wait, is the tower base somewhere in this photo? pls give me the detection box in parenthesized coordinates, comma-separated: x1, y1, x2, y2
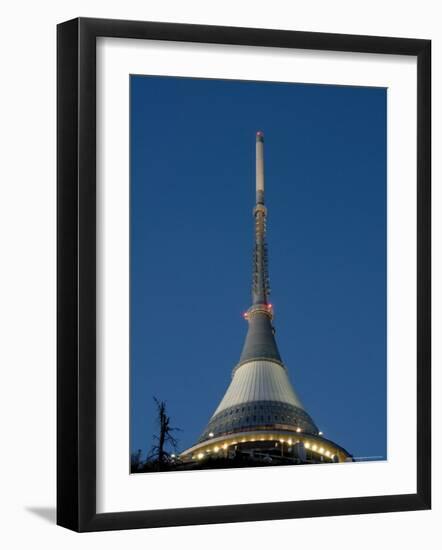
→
(180, 429, 352, 468)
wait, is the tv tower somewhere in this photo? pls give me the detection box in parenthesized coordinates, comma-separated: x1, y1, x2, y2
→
(181, 132, 351, 466)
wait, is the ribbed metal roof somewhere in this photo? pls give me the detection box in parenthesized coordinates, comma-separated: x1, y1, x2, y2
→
(197, 359, 319, 443)
(213, 360, 304, 415)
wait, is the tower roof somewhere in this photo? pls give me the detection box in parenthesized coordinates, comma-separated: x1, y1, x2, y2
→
(197, 359, 317, 443)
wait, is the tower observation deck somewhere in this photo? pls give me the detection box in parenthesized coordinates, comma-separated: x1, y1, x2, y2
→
(180, 132, 351, 466)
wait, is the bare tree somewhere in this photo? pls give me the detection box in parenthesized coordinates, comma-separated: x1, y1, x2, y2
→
(148, 397, 180, 471)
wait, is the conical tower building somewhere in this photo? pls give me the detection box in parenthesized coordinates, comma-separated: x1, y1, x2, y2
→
(181, 132, 351, 466)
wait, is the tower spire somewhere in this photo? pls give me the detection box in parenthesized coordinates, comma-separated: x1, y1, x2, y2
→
(252, 131, 270, 306)
(240, 132, 281, 365)
(256, 130, 265, 205)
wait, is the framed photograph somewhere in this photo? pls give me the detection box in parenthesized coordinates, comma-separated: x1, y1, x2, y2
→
(57, 17, 431, 532)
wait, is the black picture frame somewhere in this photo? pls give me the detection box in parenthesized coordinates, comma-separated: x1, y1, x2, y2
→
(57, 17, 431, 532)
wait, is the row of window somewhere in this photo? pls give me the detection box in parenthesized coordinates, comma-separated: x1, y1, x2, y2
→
(201, 402, 317, 441)
(218, 402, 301, 418)
(211, 415, 306, 431)
(204, 419, 312, 440)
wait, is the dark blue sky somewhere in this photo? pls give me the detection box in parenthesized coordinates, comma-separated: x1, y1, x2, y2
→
(130, 75, 386, 461)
